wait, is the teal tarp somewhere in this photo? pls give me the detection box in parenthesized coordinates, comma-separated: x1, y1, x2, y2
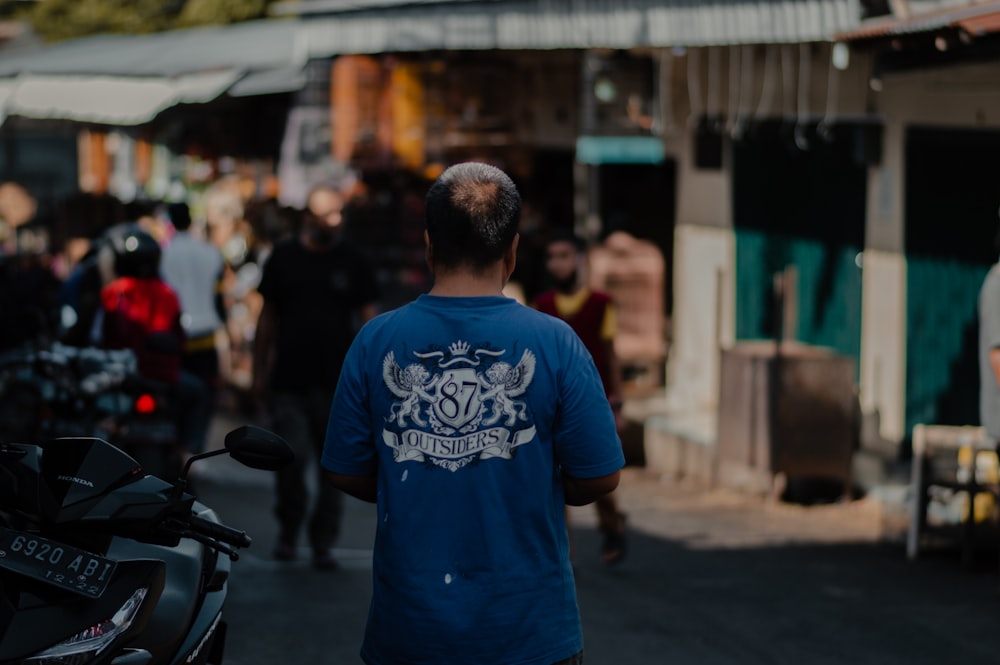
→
(575, 136, 665, 165)
(735, 228, 863, 369)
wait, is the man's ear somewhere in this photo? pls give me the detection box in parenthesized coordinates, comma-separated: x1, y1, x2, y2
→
(504, 233, 520, 281)
(424, 230, 434, 270)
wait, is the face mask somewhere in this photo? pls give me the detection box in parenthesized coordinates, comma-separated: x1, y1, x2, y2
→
(309, 226, 336, 247)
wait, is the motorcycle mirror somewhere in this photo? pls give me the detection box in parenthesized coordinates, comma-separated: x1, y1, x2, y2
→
(224, 425, 295, 471)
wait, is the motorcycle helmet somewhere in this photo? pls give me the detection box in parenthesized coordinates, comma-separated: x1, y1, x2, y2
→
(108, 224, 161, 279)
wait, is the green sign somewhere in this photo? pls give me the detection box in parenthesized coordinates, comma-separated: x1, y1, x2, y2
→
(575, 136, 665, 165)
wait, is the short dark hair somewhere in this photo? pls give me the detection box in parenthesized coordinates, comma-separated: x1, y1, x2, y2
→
(544, 227, 585, 253)
(425, 162, 521, 271)
(167, 202, 192, 231)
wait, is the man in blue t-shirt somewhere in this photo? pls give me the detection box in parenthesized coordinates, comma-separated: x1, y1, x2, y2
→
(322, 162, 624, 665)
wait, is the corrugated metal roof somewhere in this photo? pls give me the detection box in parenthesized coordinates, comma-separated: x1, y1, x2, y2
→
(836, 1, 1000, 41)
(0, 2, 862, 124)
(958, 10, 1000, 35)
(273, 0, 496, 12)
(0, 2, 860, 81)
(0, 19, 305, 78)
(295, 1, 860, 50)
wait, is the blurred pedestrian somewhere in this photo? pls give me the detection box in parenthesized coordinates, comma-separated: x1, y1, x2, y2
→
(204, 178, 261, 392)
(252, 182, 379, 570)
(533, 228, 628, 565)
(0, 245, 60, 351)
(979, 232, 1000, 452)
(0, 183, 60, 351)
(59, 235, 104, 347)
(99, 225, 210, 459)
(322, 162, 623, 664)
(0, 181, 37, 256)
(161, 201, 226, 449)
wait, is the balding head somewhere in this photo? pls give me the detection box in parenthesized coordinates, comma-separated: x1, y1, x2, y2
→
(424, 162, 521, 273)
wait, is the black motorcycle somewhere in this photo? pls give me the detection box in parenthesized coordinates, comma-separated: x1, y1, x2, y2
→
(0, 424, 293, 664)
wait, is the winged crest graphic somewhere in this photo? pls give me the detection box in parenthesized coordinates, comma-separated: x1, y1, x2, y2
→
(383, 351, 439, 426)
(481, 349, 536, 426)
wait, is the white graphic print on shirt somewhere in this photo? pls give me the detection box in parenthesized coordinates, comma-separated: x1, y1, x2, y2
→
(381, 340, 537, 472)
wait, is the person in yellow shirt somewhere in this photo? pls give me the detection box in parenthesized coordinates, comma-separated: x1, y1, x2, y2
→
(533, 229, 627, 565)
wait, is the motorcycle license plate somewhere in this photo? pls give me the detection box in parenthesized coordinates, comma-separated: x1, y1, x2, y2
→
(0, 528, 116, 598)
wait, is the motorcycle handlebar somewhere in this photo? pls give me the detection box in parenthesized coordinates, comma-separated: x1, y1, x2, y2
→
(187, 514, 252, 549)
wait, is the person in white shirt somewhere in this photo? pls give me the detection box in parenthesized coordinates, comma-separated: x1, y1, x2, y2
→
(161, 201, 226, 454)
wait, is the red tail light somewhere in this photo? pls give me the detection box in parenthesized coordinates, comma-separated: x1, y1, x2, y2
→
(135, 394, 157, 414)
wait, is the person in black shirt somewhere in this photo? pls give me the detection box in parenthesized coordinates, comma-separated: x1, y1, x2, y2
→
(252, 182, 379, 570)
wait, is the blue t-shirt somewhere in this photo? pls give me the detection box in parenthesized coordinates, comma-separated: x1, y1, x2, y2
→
(323, 294, 624, 665)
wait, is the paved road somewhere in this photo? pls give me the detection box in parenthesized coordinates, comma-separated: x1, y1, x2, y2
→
(193, 414, 999, 665)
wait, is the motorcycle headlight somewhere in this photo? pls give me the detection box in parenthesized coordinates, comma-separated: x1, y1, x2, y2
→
(26, 587, 147, 665)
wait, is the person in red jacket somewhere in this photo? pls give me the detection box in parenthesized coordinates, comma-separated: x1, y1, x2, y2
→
(100, 234, 184, 384)
(533, 228, 628, 565)
(100, 225, 210, 457)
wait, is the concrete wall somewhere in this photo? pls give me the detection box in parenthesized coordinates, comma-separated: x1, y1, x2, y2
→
(665, 128, 735, 415)
(878, 60, 1000, 129)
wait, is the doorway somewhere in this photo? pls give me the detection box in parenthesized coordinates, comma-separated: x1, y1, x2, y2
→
(904, 128, 1000, 432)
(731, 121, 867, 366)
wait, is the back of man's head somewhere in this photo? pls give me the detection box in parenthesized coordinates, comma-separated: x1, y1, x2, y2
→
(167, 202, 192, 232)
(425, 162, 521, 271)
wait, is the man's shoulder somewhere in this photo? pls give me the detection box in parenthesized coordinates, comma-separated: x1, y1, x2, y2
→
(532, 290, 556, 308)
(164, 233, 219, 253)
(360, 300, 576, 351)
(586, 288, 613, 305)
(263, 238, 304, 265)
(103, 277, 179, 302)
(194, 236, 223, 259)
(151, 278, 181, 301)
(100, 277, 127, 299)
(983, 264, 1000, 295)
(270, 237, 301, 254)
(512, 301, 581, 340)
(380, 297, 557, 326)
(333, 239, 374, 265)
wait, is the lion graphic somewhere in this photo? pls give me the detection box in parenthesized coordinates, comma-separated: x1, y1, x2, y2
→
(383, 352, 439, 426)
(481, 349, 536, 426)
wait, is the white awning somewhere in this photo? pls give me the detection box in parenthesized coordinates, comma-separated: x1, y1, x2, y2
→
(0, 70, 242, 125)
(228, 65, 308, 97)
(0, 19, 312, 125)
(0, 79, 15, 125)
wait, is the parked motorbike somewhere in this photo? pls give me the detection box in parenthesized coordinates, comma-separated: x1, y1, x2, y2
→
(96, 373, 182, 481)
(0, 424, 293, 664)
(0, 342, 183, 479)
(0, 343, 135, 444)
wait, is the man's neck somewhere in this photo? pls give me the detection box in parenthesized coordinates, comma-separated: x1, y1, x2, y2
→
(429, 265, 508, 297)
(300, 231, 341, 253)
(555, 282, 585, 297)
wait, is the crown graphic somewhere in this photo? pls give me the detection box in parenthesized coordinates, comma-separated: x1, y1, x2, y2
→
(449, 341, 470, 356)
